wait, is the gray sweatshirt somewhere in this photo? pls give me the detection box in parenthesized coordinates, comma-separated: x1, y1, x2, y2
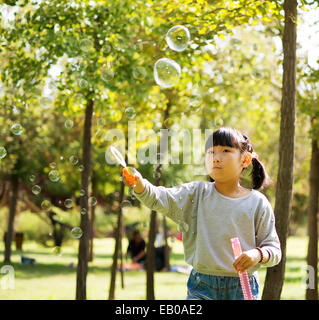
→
(133, 179, 281, 277)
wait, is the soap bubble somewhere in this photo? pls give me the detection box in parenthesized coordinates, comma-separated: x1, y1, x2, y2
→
(153, 171, 161, 180)
(132, 66, 147, 80)
(78, 165, 84, 171)
(163, 117, 174, 129)
(29, 174, 36, 182)
(102, 43, 112, 54)
(120, 200, 132, 208)
(88, 196, 97, 206)
(80, 39, 93, 52)
(32, 185, 41, 195)
(49, 162, 56, 169)
(69, 155, 78, 165)
(10, 123, 23, 135)
(64, 198, 73, 208)
(124, 107, 136, 119)
(109, 109, 122, 122)
(101, 69, 114, 82)
(154, 58, 181, 88)
(52, 246, 62, 256)
(177, 221, 189, 233)
(64, 120, 74, 129)
(214, 118, 224, 127)
(49, 170, 60, 182)
(78, 79, 88, 89)
(79, 189, 86, 197)
(166, 25, 190, 52)
(0, 147, 7, 159)
(80, 208, 87, 215)
(71, 227, 83, 239)
(41, 200, 51, 211)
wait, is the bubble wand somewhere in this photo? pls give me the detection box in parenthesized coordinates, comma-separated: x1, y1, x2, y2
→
(109, 146, 137, 186)
(230, 237, 253, 300)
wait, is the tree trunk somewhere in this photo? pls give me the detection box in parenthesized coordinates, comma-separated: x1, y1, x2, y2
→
(163, 216, 170, 270)
(306, 135, 319, 300)
(146, 209, 157, 299)
(88, 172, 97, 262)
(4, 174, 19, 264)
(108, 129, 129, 300)
(76, 98, 94, 300)
(88, 203, 95, 262)
(119, 214, 125, 289)
(146, 99, 171, 299)
(262, 0, 297, 300)
(108, 180, 125, 300)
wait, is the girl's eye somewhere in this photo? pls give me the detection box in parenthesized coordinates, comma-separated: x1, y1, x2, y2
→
(208, 151, 213, 154)
(223, 149, 229, 152)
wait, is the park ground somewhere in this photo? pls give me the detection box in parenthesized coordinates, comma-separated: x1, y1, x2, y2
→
(0, 235, 315, 300)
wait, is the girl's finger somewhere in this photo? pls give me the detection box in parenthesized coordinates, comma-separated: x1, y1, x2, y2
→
(233, 254, 247, 267)
(233, 256, 249, 270)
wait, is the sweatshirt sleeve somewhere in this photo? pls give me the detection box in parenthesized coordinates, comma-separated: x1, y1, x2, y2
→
(132, 178, 198, 224)
(255, 199, 282, 267)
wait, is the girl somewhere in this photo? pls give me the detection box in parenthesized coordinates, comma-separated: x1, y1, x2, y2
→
(123, 127, 281, 300)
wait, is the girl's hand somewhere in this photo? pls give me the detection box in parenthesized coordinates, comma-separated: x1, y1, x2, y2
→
(122, 168, 145, 194)
(233, 249, 261, 272)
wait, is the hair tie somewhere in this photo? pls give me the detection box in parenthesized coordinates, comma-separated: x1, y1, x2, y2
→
(251, 152, 258, 160)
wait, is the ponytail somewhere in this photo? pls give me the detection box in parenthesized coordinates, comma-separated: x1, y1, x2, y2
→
(250, 157, 271, 190)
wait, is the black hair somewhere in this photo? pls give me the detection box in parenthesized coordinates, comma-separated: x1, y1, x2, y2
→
(205, 127, 271, 190)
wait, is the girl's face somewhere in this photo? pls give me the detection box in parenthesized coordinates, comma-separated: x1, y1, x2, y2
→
(205, 145, 251, 183)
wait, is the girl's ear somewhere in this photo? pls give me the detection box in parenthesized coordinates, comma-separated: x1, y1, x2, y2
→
(242, 152, 252, 168)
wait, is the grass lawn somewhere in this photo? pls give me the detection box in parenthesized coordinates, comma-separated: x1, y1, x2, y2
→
(0, 235, 315, 300)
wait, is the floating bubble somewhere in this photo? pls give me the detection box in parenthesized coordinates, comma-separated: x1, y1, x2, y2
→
(102, 43, 112, 54)
(49, 162, 56, 169)
(64, 198, 73, 208)
(153, 171, 161, 180)
(154, 58, 181, 88)
(69, 155, 78, 165)
(97, 118, 106, 126)
(88, 196, 97, 206)
(129, 188, 136, 200)
(80, 208, 87, 215)
(214, 118, 224, 127)
(190, 97, 202, 112)
(10, 123, 23, 135)
(0, 146, 7, 159)
(166, 25, 191, 52)
(124, 107, 136, 119)
(132, 66, 147, 80)
(78, 79, 88, 89)
(41, 200, 51, 211)
(52, 246, 62, 256)
(79, 189, 86, 197)
(71, 227, 83, 239)
(177, 221, 189, 233)
(80, 39, 93, 52)
(49, 170, 60, 182)
(101, 69, 114, 82)
(29, 174, 36, 183)
(163, 117, 174, 129)
(120, 200, 132, 208)
(110, 110, 123, 123)
(64, 120, 74, 129)
(78, 165, 84, 171)
(32, 185, 41, 195)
